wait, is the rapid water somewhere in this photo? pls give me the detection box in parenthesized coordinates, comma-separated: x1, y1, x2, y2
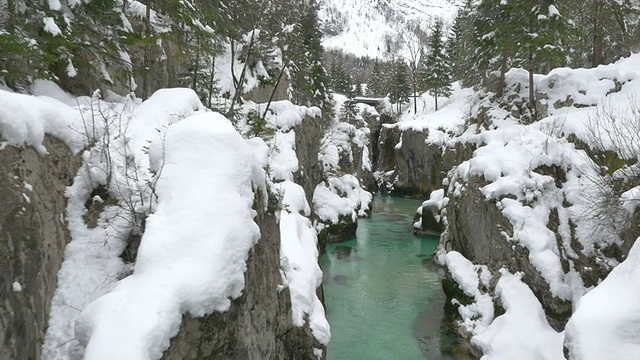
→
(320, 195, 456, 360)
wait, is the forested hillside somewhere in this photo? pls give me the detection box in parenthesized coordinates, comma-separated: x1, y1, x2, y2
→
(0, 0, 331, 114)
(323, 0, 640, 117)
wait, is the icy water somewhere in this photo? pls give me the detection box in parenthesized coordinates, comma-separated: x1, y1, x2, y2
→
(320, 195, 456, 360)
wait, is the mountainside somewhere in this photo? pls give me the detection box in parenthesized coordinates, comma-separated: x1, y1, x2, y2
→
(319, 0, 462, 58)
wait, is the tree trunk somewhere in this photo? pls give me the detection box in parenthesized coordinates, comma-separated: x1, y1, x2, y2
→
(435, 87, 438, 111)
(412, 65, 417, 114)
(496, 51, 508, 98)
(192, 35, 200, 91)
(227, 29, 257, 119)
(262, 59, 288, 120)
(528, 47, 537, 119)
(208, 56, 216, 108)
(528, 67, 536, 118)
(7, 0, 15, 32)
(592, 0, 605, 66)
(143, 0, 152, 99)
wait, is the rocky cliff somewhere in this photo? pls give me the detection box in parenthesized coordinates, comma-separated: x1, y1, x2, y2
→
(0, 137, 81, 360)
(382, 54, 640, 358)
(376, 126, 445, 199)
(0, 89, 327, 360)
(161, 192, 323, 360)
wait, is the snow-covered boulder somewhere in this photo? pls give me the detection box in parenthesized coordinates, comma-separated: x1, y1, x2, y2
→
(564, 237, 640, 360)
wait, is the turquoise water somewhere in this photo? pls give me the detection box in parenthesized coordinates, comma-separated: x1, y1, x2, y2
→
(320, 196, 449, 360)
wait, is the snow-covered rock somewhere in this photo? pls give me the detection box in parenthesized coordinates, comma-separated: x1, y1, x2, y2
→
(564, 237, 640, 360)
(377, 52, 640, 358)
(0, 84, 329, 360)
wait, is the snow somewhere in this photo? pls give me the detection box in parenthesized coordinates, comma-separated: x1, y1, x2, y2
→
(214, 32, 282, 97)
(276, 181, 330, 345)
(261, 104, 331, 345)
(75, 112, 267, 360)
(3, 73, 330, 357)
(43, 17, 62, 36)
(0, 89, 87, 154)
(320, 0, 461, 58)
(48, 0, 61, 11)
(437, 250, 494, 334)
(472, 270, 564, 360)
(313, 175, 372, 225)
(395, 83, 477, 144)
(403, 51, 640, 359)
(12, 281, 22, 292)
(429, 54, 640, 304)
(415, 188, 449, 228)
(548, 5, 560, 17)
(564, 237, 640, 360)
(312, 93, 373, 232)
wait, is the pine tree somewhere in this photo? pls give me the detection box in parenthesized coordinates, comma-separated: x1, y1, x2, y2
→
(474, 0, 569, 102)
(340, 83, 358, 124)
(368, 60, 385, 96)
(447, 0, 481, 87)
(422, 20, 453, 111)
(389, 59, 411, 112)
(286, 0, 332, 113)
(329, 62, 350, 93)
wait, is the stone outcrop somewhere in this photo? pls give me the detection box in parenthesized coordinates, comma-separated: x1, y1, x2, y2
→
(316, 215, 357, 250)
(376, 127, 445, 199)
(293, 114, 329, 205)
(0, 136, 324, 359)
(162, 193, 324, 360)
(0, 137, 81, 360)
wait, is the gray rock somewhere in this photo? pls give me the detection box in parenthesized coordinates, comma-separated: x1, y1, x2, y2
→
(0, 136, 81, 360)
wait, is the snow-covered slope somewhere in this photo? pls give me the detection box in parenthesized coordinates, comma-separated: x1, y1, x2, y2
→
(319, 0, 462, 58)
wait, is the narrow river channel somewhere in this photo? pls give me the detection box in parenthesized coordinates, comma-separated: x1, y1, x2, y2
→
(320, 195, 456, 360)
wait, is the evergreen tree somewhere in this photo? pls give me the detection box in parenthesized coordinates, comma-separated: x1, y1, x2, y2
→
(389, 59, 411, 112)
(474, 0, 569, 102)
(329, 62, 350, 93)
(340, 84, 358, 124)
(422, 20, 453, 111)
(286, 0, 332, 114)
(563, 0, 640, 67)
(447, 0, 481, 87)
(368, 60, 386, 96)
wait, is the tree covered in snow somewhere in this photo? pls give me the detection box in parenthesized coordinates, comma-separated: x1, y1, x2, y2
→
(339, 84, 358, 124)
(420, 19, 452, 111)
(562, 0, 640, 67)
(473, 0, 569, 105)
(447, 0, 482, 88)
(328, 61, 350, 93)
(367, 59, 389, 97)
(286, 0, 332, 113)
(389, 59, 411, 112)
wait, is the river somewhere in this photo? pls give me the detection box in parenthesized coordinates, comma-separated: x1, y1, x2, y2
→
(320, 195, 462, 360)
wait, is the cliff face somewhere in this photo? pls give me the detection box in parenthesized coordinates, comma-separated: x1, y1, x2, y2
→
(0, 137, 81, 360)
(294, 114, 328, 206)
(0, 136, 323, 360)
(377, 127, 444, 198)
(384, 54, 640, 358)
(0, 90, 328, 360)
(162, 193, 323, 360)
(313, 97, 376, 246)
